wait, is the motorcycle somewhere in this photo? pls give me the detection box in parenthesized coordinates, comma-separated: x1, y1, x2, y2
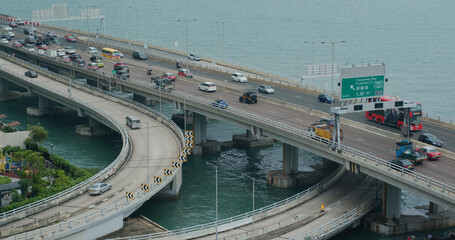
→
(147, 67, 152, 75)
(176, 61, 181, 69)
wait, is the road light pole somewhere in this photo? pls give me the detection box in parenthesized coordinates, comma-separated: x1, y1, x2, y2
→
(145, 122, 150, 185)
(177, 19, 197, 69)
(206, 162, 218, 240)
(128, 6, 138, 42)
(304, 41, 315, 87)
(243, 174, 255, 239)
(216, 21, 225, 62)
(321, 41, 345, 108)
(79, 5, 96, 50)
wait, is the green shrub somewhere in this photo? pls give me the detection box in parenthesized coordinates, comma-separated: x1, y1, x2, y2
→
(0, 176, 12, 185)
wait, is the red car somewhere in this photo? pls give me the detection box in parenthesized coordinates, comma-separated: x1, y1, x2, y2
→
(12, 41, 22, 48)
(162, 72, 177, 81)
(114, 61, 127, 67)
(59, 55, 71, 63)
(38, 44, 49, 50)
(9, 22, 17, 27)
(65, 35, 77, 42)
(178, 68, 193, 78)
(415, 146, 442, 160)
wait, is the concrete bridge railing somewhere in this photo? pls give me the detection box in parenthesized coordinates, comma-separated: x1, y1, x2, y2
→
(0, 64, 131, 227)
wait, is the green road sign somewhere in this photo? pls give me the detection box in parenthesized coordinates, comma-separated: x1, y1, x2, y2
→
(341, 75, 384, 100)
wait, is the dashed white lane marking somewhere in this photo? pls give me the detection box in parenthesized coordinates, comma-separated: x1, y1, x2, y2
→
(269, 110, 276, 114)
(114, 192, 119, 196)
(426, 162, 437, 167)
(356, 138, 365, 142)
(102, 198, 108, 202)
(88, 205, 96, 209)
(296, 96, 303, 98)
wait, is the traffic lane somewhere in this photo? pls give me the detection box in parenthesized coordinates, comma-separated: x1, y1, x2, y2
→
(414, 157, 455, 185)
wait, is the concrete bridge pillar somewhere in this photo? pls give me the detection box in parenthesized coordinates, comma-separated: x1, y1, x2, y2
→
(38, 96, 50, 109)
(429, 202, 446, 213)
(232, 127, 273, 148)
(283, 143, 299, 175)
(27, 96, 54, 116)
(76, 116, 111, 136)
(0, 78, 21, 101)
(193, 113, 207, 145)
(382, 183, 401, 220)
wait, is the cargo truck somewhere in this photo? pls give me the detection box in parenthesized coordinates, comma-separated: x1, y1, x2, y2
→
(395, 139, 425, 165)
(308, 121, 343, 142)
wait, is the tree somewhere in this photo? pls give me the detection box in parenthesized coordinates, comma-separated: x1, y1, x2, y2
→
(27, 124, 48, 144)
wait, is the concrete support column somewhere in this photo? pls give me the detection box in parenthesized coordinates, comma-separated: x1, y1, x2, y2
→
(382, 183, 401, 220)
(89, 117, 101, 128)
(283, 143, 299, 175)
(0, 78, 7, 93)
(193, 113, 207, 145)
(429, 202, 446, 213)
(38, 96, 50, 109)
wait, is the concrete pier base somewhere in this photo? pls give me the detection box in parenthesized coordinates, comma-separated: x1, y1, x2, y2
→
(267, 165, 335, 188)
(26, 107, 56, 117)
(365, 208, 455, 235)
(232, 133, 273, 148)
(75, 124, 112, 136)
(192, 140, 222, 155)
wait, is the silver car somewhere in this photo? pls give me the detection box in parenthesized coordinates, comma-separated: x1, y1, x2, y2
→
(258, 85, 275, 94)
(89, 183, 112, 195)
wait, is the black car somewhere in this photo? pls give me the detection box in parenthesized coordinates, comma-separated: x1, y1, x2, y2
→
(72, 58, 85, 67)
(318, 93, 335, 103)
(69, 54, 82, 61)
(132, 51, 147, 60)
(389, 159, 415, 171)
(239, 91, 258, 104)
(24, 70, 38, 78)
(90, 55, 102, 62)
(115, 69, 129, 79)
(52, 38, 63, 45)
(1, 34, 11, 40)
(418, 133, 443, 148)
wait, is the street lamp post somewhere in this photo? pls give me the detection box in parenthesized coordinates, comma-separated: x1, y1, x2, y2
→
(206, 162, 218, 240)
(79, 5, 96, 50)
(129, 6, 138, 42)
(145, 122, 149, 185)
(321, 41, 346, 108)
(177, 19, 197, 69)
(243, 174, 255, 239)
(215, 21, 225, 62)
(304, 41, 315, 87)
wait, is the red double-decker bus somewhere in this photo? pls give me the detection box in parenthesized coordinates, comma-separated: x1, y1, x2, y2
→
(365, 96, 423, 131)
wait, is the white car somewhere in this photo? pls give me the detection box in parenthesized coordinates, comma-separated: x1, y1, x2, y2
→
(88, 182, 112, 195)
(56, 49, 66, 57)
(188, 53, 201, 61)
(3, 25, 12, 31)
(87, 47, 98, 54)
(27, 48, 35, 52)
(8, 32, 15, 37)
(258, 84, 275, 94)
(64, 47, 76, 54)
(231, 72, 248, 83)
(0, 39, 8, 44)
(198, 82, 217, 92)
(118, 51, 124, 58)
(38, 49, 45, 56)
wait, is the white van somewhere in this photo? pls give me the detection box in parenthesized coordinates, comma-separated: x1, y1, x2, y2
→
(126, 116, 141, 129)
(231, 72, 248, 83)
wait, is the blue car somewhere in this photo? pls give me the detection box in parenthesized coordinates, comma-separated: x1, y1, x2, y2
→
(318, 93, 335, 103)
(211, 100, 228, 109)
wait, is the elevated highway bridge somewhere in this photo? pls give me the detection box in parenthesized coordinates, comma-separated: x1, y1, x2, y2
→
(0, 18, 454, 239)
